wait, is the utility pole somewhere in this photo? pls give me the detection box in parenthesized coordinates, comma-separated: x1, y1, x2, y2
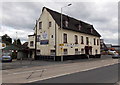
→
(34, 20, 37, 60)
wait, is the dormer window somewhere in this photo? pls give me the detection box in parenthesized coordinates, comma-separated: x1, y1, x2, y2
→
(65, 20, 68, 27)
(78, 24, 81, 30)
(91, 28, 93, 33)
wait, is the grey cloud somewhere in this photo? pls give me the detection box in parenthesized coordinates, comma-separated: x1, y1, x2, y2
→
(63, 2, 118, 44)
(1, 2, 118, 45)
(2, 2, 43, 30)
(105, 38, 118, 45)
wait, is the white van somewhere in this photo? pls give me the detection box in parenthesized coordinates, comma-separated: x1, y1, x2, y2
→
(108, 50, 117, 55)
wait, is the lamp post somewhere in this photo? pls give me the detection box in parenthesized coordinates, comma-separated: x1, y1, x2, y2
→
(60, 4, 72, 62)
(16, 32, 17, 45)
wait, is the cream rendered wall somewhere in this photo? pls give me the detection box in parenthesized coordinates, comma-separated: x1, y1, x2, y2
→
(36, 8, 59, 56)
(28, 36, 35, 49)
(57, 29, 100, 56)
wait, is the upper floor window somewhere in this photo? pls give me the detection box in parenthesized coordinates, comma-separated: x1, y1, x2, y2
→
(81, 36, 84, 44)
(97, 39, 99, 45)
(30, 41, 34, 47)
(86, 37, 89, 45)
(49, 21, 52, 27)
(39, 22, 42, 29)
(51, 35, 53, 38)
(65, 20, 68, 27)
(94, 38, 96, 45)
(63, 33, 67, 43)
(75, 35, 78, 44)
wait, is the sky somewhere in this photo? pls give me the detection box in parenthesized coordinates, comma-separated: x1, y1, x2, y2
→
(0, 0, 118, 45)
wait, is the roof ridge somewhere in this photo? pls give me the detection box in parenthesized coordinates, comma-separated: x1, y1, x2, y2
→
(43, 7, 91, 26)
(42, 7, 101, 37)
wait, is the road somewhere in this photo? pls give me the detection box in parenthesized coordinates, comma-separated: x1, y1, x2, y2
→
(2, 57, 119, 84)
(34, 63, 119, 84)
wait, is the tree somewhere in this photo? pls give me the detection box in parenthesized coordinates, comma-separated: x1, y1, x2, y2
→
(2, 34, 12, 45)
(17, 39, 21, 45)
(13, 39, 17, 45)
(13, 39, 21, 45)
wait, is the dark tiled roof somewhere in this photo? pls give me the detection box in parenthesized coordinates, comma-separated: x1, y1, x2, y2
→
(28, 34, 35, 37)
(43, 7, 101, 37)
(112, 45, 120, 47)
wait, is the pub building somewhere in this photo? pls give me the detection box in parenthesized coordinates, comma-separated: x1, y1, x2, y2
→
(28, 7, 101, 61)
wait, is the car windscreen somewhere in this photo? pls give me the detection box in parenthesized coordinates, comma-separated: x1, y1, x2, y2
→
(3, 53, 11, 56)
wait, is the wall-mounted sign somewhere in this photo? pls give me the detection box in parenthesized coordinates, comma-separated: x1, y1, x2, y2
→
(42, 32, 48, 39)
(2, 43, 6, 47)
(59, 44, 64, 46)
(40, 40, 49, 45)
(0, 43, 6, 49)
(64, 43, 79, 47)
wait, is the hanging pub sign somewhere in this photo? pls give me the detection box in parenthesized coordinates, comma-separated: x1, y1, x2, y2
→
(40, 40, 49, 45)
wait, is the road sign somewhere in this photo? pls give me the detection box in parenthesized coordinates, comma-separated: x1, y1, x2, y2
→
(59, 44, 64, 46)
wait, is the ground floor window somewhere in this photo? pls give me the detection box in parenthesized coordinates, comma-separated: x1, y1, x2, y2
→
(63, 49, 68, 55)
(37, 50, 41, 55)
(50, 50, 55, 56)
(81, 48, 84, 54)
(75, 48, 79, 55)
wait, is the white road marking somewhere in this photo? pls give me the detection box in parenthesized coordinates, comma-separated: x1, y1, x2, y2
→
(7, 69, 47, 75)
(28, 62, 118, 83)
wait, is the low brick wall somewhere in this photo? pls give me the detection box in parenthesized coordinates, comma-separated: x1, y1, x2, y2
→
(37, 54, 89, 61)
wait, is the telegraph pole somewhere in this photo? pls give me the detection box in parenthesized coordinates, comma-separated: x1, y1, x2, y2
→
(34, 20, 37, 60)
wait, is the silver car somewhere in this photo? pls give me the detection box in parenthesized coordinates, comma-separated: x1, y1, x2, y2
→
(1, 53, 12, 62)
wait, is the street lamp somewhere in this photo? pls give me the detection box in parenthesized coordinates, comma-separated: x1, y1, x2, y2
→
(61, 4, 72, 62)
(16, 32, 17, 45)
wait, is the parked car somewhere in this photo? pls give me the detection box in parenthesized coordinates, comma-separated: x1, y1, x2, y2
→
(112, 52, 120, 59)
(1, 53, 12, 62)
(108, 50, 117, 55)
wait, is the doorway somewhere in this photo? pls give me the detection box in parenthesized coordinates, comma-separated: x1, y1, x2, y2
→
(85, 46, 92, 55)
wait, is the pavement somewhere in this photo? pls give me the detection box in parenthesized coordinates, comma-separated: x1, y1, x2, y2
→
(2, 55, 113, 70)
(2, 55, 119, 84)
